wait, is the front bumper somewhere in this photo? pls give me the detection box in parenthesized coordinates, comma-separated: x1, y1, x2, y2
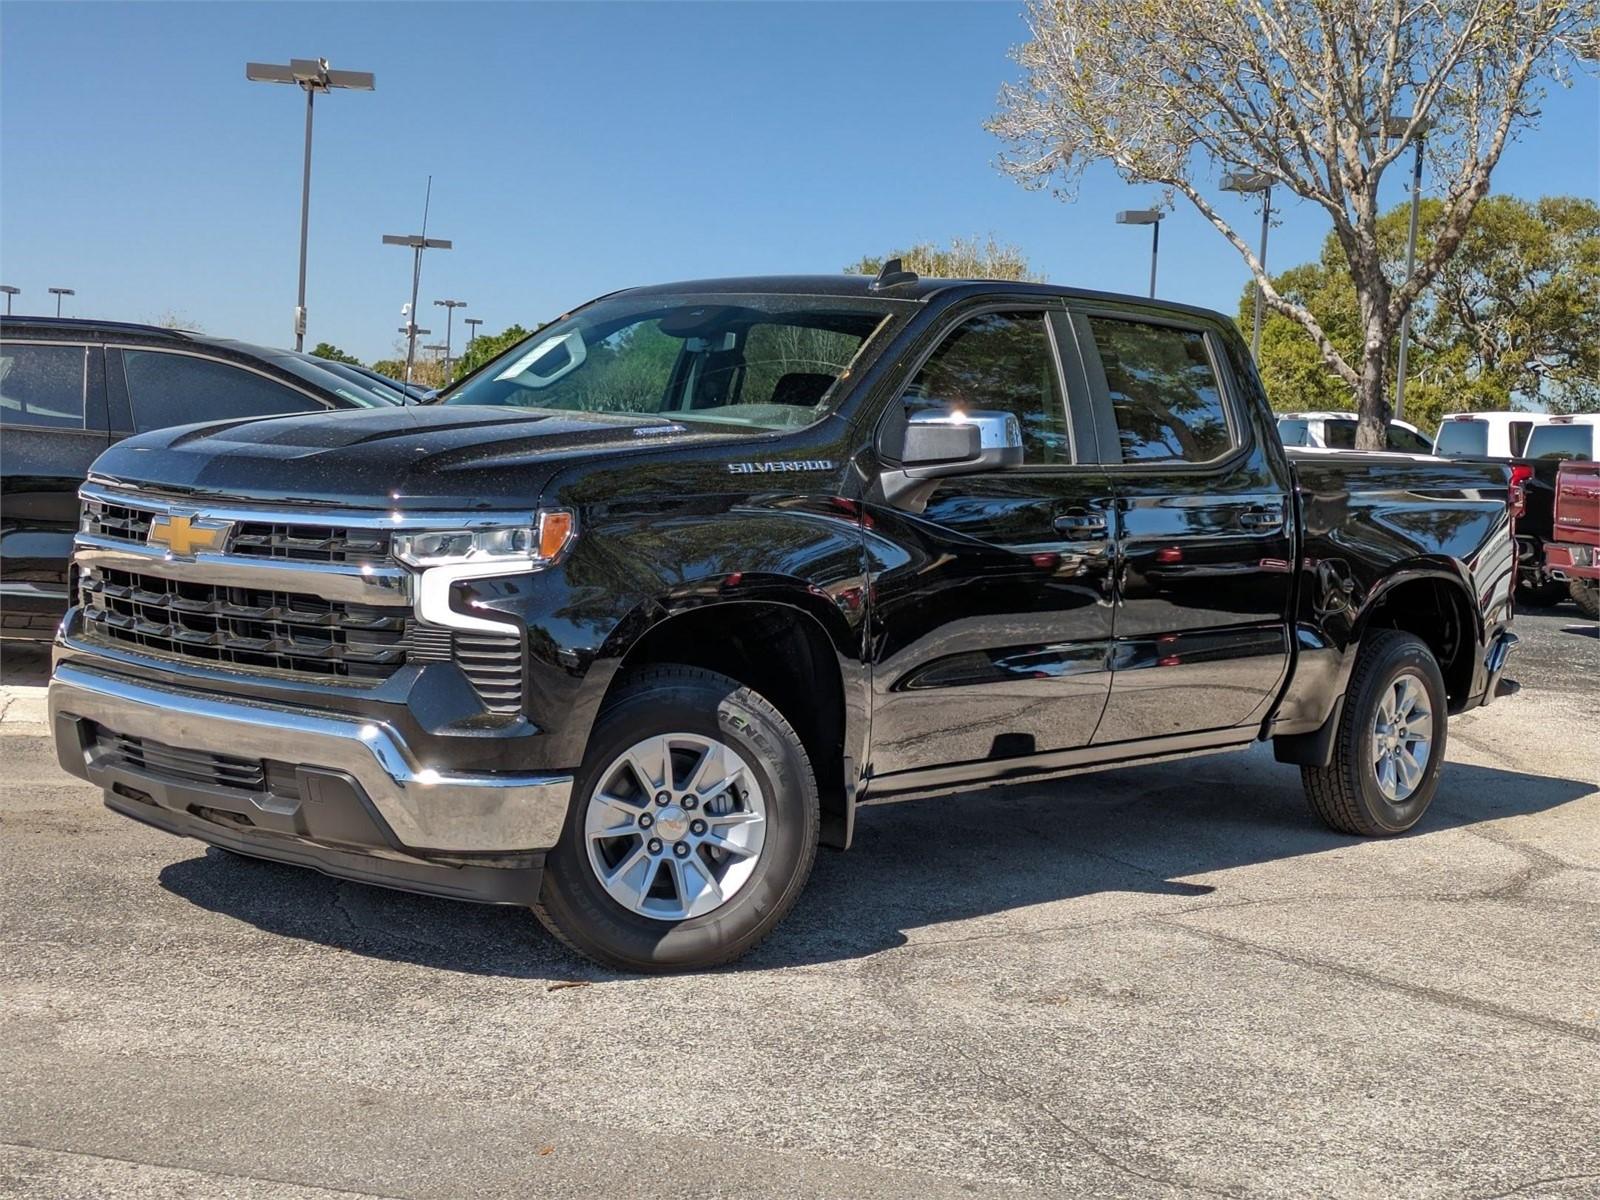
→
(50, 662, 574, 903)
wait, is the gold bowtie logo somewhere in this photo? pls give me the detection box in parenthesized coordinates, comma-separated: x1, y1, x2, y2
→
(148, 514, 232, 557)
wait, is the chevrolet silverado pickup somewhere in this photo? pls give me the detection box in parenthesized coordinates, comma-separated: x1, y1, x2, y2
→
(48, 269, 1520, 971)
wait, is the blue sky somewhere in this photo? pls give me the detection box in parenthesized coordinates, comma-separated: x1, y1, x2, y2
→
(2, 2, 1596, 364)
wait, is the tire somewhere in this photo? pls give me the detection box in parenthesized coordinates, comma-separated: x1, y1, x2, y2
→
(1302, 630, 1448, 837)
(1570, 579, 1600, 620)
(1518, 577, 1568, 608)
(533, 665, 819, 972)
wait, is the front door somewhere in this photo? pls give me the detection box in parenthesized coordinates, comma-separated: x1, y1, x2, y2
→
(1064, 309, 1295, 744)
(864, 305, 1117, 780)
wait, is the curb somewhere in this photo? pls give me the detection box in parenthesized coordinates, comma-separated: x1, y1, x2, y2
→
(0, 685, 49, 728)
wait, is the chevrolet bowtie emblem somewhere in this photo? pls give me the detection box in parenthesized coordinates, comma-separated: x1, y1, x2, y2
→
(147, 513, 232, 557)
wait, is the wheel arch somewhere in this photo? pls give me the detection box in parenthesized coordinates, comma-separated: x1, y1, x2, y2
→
(1354, 564, 1480, 712)
(589, 590, 865, 850)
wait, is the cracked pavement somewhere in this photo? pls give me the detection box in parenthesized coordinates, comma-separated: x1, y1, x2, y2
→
(1, 607, 1596, 1198)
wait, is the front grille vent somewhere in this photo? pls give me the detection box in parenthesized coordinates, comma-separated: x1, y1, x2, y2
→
(230, 522, 391, 565)
(454, 631, 524, 714)
(96, 727, 265, 792)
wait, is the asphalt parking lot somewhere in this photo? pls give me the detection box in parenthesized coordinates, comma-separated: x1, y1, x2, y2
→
(1, 607, 1596, 1200)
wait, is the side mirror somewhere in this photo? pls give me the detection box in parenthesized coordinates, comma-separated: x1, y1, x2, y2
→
(901, 408, 1024, 472)
(879, 407, 1025, 510)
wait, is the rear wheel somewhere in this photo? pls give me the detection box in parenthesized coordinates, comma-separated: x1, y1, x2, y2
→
(1302, 630, 1447, 837)
(1570, 578, 1599, 620)
(534, 666, 818, 972)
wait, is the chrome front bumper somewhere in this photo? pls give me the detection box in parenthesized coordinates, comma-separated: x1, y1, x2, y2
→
(49, 662, 573, 853)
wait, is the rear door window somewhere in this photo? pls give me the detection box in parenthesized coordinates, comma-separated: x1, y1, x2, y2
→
(1433, 419, 1488, 457)
(121, 350, 325, 433)
(0, 342, 87, 429)
(1087, 317, 1233, 464)
(1323, 420, 1357, 449)
(1524, 423, 1596, 462)
(1509, 421, 1534, 456)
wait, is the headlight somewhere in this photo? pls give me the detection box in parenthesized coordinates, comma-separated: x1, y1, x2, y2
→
(393, 509, 575, 568)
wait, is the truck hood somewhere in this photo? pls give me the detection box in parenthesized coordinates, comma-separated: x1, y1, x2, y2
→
(90, 404, 739, 509)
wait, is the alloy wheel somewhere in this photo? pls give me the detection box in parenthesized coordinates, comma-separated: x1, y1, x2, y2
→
(582, 732, 767, 920)
(1370, 672, 1435, 803)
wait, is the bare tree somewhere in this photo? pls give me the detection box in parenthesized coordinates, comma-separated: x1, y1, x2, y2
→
(989, 0, 1595, 448)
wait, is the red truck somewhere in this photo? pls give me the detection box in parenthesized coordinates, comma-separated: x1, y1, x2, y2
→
(1545, 460, 1600, 619)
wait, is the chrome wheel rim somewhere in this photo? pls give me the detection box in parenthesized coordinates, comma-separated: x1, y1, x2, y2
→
(583, 732, 767, 921)
(1371, 672, 1434, 803)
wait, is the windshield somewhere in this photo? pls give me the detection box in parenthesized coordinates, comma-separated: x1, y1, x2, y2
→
(1433, 419, 1488, 457)
(442, 293, 896, 429)
(1524, 423, 1596, 461)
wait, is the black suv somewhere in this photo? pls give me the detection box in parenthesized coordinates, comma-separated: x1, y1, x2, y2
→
(1, 317, 396, 639)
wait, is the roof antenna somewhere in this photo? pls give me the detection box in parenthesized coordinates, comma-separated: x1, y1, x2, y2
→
(869, 257, 919, 291)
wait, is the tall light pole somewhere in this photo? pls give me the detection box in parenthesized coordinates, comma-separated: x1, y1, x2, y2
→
(464, 316, 483, 346)
(48, 287, 75, 317)
(383, 177, 451, 387)
(0, 286, 18, 316)
(246, 57, 375, 352)
(1116, 210, 1163, 298)
(1388, 127, 1427, 422)
(1222, 172, 1274, 361)
(434, 299, 467, 377)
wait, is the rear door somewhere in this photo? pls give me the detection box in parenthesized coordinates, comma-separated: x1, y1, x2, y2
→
(1065, 308, 1295, 744)
(866, 302, 1118, 777)
(0, 339, 110, 626)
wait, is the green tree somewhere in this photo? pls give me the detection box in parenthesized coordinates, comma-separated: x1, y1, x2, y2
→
(989, 0, 1596, 448)
(1247, 195, 1600, 428)
(846, 235, 1043, 282)
(309, 342, 363, 366)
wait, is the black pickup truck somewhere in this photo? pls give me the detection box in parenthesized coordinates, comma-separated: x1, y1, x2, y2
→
(48, 270, 1520, 971)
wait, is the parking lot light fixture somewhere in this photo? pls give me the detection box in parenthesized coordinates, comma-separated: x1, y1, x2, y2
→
(1116, 210, 1163, 298)
(434, 299, 467, 377)
(1, 285, 18, 315)
(247, 57, 375, 352)
(464, 317, 483, 346)
(1222, 172, 1275, 361)
(48, 287, 75, 317)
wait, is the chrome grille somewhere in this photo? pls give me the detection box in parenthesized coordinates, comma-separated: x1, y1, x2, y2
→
(81, 497, 154, 541)
(82, 496, 392, 566)
(81, 566, 407, 680)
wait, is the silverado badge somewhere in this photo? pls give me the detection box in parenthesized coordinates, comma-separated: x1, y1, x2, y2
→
(147, 513, 233, 557)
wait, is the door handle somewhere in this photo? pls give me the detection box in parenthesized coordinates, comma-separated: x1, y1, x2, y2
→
(1239, 506, 1284, 531)
(1054, 512, 1108, 534)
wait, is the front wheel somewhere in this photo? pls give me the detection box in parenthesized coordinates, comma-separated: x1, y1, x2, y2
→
(534, 666, 819, 972)
(1302, 630, 1448, 837)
